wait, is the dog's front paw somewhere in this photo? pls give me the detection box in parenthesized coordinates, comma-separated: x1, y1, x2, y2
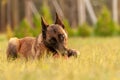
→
(67, 49, 80, 57)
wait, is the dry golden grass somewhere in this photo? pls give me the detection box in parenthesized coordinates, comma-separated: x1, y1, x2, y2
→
(0, 34, 120, 80)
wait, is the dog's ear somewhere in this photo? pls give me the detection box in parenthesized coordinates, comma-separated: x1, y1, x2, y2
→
(55, 12, 65, 29)
(41, 17, 49, 39)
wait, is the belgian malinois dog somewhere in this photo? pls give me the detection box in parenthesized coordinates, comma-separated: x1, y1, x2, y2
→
(7, 13, 79, 60)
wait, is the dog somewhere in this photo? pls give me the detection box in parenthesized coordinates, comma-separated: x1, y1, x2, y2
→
(6, 13, 79, 60)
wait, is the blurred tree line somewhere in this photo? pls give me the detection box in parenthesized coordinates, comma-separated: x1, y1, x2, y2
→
(0, 0, 120, 37)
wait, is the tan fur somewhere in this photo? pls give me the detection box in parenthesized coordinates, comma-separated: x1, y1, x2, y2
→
(7, 13, 79, 60)
(7, 35, 49, 59)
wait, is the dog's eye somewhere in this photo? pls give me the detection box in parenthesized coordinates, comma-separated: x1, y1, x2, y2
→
(49, 38, 57, 45)
(58, 34, 65, 42)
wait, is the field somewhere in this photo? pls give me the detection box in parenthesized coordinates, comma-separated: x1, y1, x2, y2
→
(0, 34, 120, 80)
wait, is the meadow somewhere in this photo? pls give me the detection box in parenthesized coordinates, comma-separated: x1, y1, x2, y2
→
(0, 34, 120, 80)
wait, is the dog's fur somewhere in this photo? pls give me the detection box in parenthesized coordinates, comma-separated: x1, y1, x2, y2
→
(7, 13, 79, 60)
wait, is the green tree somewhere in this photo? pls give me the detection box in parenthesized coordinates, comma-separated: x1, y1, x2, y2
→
(95, 6, 118, 36)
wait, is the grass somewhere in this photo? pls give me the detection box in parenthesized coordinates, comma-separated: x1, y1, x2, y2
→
(0, 34, 120, 80)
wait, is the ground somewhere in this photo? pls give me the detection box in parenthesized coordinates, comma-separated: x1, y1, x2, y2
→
(0, 34, 120, 80)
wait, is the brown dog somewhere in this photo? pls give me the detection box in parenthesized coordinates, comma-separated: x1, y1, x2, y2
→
(6, 13, 79, 60)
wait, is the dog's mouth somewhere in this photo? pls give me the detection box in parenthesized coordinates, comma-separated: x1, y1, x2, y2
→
(44, 41, 67, 55)
(55, 45, 68, 56)
(56, 49, 67, 56)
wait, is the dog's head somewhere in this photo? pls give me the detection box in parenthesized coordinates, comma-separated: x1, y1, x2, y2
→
(41, 13, 68, 55)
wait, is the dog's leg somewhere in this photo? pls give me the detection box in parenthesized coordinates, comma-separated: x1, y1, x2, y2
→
(66, 49, 80, 57)
(7, 38, 19, 60)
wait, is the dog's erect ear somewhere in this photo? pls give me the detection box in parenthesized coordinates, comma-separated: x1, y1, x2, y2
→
(55, 12, 65, 29)
(41, 16, 48, 29)
(41, 17, 49, 39)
